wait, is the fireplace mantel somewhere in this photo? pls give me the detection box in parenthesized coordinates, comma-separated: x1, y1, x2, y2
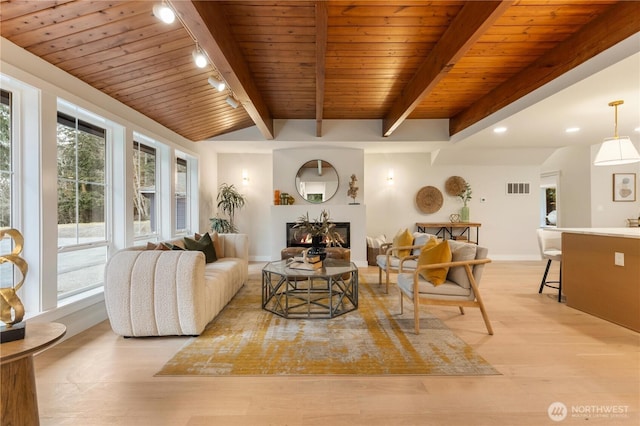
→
(270, 204, 366, 266)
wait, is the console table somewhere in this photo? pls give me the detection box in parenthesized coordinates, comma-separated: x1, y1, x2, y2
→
(1, 322, 66, 426)
(416, 222, 481, 244)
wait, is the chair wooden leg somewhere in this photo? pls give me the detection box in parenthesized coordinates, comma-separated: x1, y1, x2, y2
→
(399, 291, 404, 315)
(475, 299, 493, 335)
(459, 306, 465, 315)
(385, 268, 390, 294)
(413, 296, 420, 335)
(378, 267, 382, 286)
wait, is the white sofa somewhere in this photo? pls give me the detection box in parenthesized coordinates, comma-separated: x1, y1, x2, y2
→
(104, 233, 249, 337)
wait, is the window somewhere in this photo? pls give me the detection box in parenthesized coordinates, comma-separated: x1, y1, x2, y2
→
(540, 171, 559, 227)
(133, 141, 157, 240)
(0, 89, 12, 228)
(56, 110, 108, 298)
(175, 155, 188, 233)
(0, 89, 13, 288)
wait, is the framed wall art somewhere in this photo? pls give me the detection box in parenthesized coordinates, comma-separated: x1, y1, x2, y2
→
(613, 173, 636, 202)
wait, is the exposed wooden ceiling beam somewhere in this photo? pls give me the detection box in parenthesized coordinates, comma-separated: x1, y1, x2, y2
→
(450, 1, 640, 138)
(382, 1, 513, 137)
(171, 0, 274, 140)
(315, 1, 328, 137)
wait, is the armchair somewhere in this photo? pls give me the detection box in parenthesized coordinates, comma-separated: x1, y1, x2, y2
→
(376, 232, 435, 293)
(396, 243, 493, 335)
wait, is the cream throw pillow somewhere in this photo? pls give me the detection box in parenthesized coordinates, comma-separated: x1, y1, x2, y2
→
(417, 240, 452, 286)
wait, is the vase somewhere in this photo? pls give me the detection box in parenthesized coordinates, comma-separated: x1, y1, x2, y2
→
(460, 206, 470, 222)
(308, 235, 327, 260)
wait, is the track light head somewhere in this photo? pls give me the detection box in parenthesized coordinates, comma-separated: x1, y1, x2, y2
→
(207, 76, 226, 92)
(226, 96, 239, 109)
(152, 4, 175, 24)
(192, 49, 207, 68)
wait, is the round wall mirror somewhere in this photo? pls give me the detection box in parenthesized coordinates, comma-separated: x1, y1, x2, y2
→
(295, 160, 339, 203)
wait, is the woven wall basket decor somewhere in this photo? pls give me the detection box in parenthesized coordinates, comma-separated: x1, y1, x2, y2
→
(445, 176, 466, 196)
(416, 186, 443, 214)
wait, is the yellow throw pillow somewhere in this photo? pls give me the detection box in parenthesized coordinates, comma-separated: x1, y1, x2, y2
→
(392, 228, 414, 258)
(418, 240, 452, 286)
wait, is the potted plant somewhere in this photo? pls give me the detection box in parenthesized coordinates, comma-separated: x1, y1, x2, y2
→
(458, 182, 472, 222)
(293, 210, 344, 255)
(210, 183, 246, 233)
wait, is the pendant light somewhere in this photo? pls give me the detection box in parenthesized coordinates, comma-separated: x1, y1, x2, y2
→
(594, 100, 640, 166)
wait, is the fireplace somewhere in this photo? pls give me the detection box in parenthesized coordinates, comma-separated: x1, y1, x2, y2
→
(286, 222, 351, 248)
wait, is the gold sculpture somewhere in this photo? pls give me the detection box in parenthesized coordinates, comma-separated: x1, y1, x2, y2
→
(0, 228, 28, 327)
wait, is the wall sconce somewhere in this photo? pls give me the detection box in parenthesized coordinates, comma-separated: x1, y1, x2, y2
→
(387, 169, 394, 185)
(242, 169, 249, 186)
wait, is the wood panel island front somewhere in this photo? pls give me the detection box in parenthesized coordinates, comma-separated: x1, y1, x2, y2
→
(554, 228, 640, 332)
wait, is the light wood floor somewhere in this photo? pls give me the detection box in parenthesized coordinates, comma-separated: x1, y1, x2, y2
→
(33, 261, 639, 426)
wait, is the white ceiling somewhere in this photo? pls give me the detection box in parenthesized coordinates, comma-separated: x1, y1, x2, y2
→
(207, 34, 640, 158)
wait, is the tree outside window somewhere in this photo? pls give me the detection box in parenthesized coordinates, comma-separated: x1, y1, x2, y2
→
(133, 141, 157, 239)
(0, 89, 13, 288)
(56, 111, 108, 298)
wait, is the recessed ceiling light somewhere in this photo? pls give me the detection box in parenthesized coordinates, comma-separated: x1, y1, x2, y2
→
(493, 127, 507, 134)
(565, 127, 580, 133)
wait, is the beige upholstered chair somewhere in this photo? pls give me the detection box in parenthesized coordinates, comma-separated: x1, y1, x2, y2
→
(536, 228, 563, 302)
(376, 232, 435, 293)
(396, 242, 493, 335)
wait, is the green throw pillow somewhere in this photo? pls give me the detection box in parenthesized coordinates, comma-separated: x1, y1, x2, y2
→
(184, 232, 217, 263)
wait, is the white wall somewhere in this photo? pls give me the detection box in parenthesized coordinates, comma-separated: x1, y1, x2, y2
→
(541, 145, 592, 227)
(365, 154, 541, 260)
(215, 153, 273, 260)
(541, 143, 640, 228)
(589, 143, 640, 227)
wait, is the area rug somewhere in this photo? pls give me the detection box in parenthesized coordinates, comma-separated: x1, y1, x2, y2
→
(155, 274, 499, 376)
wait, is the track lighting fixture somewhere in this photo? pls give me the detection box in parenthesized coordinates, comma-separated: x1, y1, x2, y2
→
(152, 3, 175, 24)
(207, 76, 226, 92)
(192, 48, 207, 68)
(226, 96, 239, 109)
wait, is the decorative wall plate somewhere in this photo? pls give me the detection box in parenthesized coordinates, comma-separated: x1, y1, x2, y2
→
(416, 186, 443, 214)
(445, 176, 466, 196)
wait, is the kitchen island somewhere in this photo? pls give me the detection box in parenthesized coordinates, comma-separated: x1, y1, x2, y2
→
(553, 228, 640, 332)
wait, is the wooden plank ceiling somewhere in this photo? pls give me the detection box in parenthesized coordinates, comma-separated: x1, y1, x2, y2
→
(1, 0, 638, 142)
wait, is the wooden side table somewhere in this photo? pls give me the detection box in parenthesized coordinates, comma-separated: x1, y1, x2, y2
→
(1, 322, 66, 426)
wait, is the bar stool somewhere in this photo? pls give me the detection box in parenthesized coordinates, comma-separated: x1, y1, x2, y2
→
(536, 228, 563, 302)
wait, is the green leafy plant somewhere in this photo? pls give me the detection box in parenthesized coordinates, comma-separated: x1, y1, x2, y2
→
(293, 210, 343, 247)
(458, 182, 472, 207)
(210, 183, 246, 233)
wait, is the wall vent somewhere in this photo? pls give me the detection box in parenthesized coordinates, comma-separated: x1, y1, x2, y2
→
(506, 182, 530, 195)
